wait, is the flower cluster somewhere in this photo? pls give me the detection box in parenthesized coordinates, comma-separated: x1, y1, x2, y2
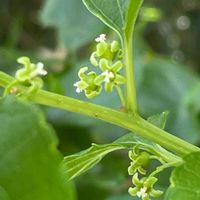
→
(4, 56, 47, 96)
(16, 57, 47, 82)
(74, 34, 125, 98)
(90, 34, 122, 66)
(73, 67, 102, 98)
(127, 147, 163, 200)
(129, 173, 163, 200)
(128, 149, 150, 175)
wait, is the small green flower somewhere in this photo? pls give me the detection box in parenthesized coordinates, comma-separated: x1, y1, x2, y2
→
(3, 56, 47, 96)
(75, 35, 125, 99)
(94, 58, 125, 92)
(128, 150, 150, 175)
(90, 34, 122, 66)
(16, 57, 47, 82)
(128, 173, 163, 200)
(74, 67, 102, 98)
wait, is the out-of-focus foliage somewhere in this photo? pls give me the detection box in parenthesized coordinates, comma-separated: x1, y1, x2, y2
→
(165, 152, 200, 200)
(0, 0, 200, 199)
(0, 96, 76, 200)
(40, 0, 105, 51)
(143, 0, 200, 70)
(138, 57, 200, 143)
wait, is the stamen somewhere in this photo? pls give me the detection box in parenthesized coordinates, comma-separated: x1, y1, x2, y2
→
(95, 34, 106, 43)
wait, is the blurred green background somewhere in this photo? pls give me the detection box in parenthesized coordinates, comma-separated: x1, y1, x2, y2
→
(0, 0, 200, 199)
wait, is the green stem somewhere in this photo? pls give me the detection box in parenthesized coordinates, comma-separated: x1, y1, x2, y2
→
(0, 72, 14, 87)
(152, 145, 182, 163)
(149, 161, 182, 178)
(0, 71, 199, 156)
(116, 85, 126, 108)
(122, 0, 143, 113)
(30, 91, 200, 155)
(123, 36, 138, 113)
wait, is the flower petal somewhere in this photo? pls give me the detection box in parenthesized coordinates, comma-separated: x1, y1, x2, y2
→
(144, 176, 158, 188)
(90, 52, 98, 66)
(149, 189, 163, 197)
(85, 87, 102, 98)
(111, 41, 119, 52)
(96, 42, 107, 56)
(99, 58, 109, 71)
(132, 173, 142, 186)
(94, 74, 106, 85)
(115, 74, 126, 84)
(111, 61, 122, 72)
(128, 187, 138, 196)
(17, 56, 31, 70)
(76, 81, 88, 90)
(104, 82, 114, 92)
(78, 67, 88, 79)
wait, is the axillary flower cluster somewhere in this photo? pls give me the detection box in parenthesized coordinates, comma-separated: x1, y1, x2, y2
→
(4, 56, 47, 96)
(128, 147, 163, 200)
(73, 34, 125, 100)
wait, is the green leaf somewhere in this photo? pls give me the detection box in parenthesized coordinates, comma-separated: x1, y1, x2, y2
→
(147, 111, 169, 129)
(40, 0, 105, 51)
(165, 152, 200, 200)
(63, 131, 172, 180)
(82, 0, 143, 37)
(63, 143, 124, 180)
(0, 96, 76, 200)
